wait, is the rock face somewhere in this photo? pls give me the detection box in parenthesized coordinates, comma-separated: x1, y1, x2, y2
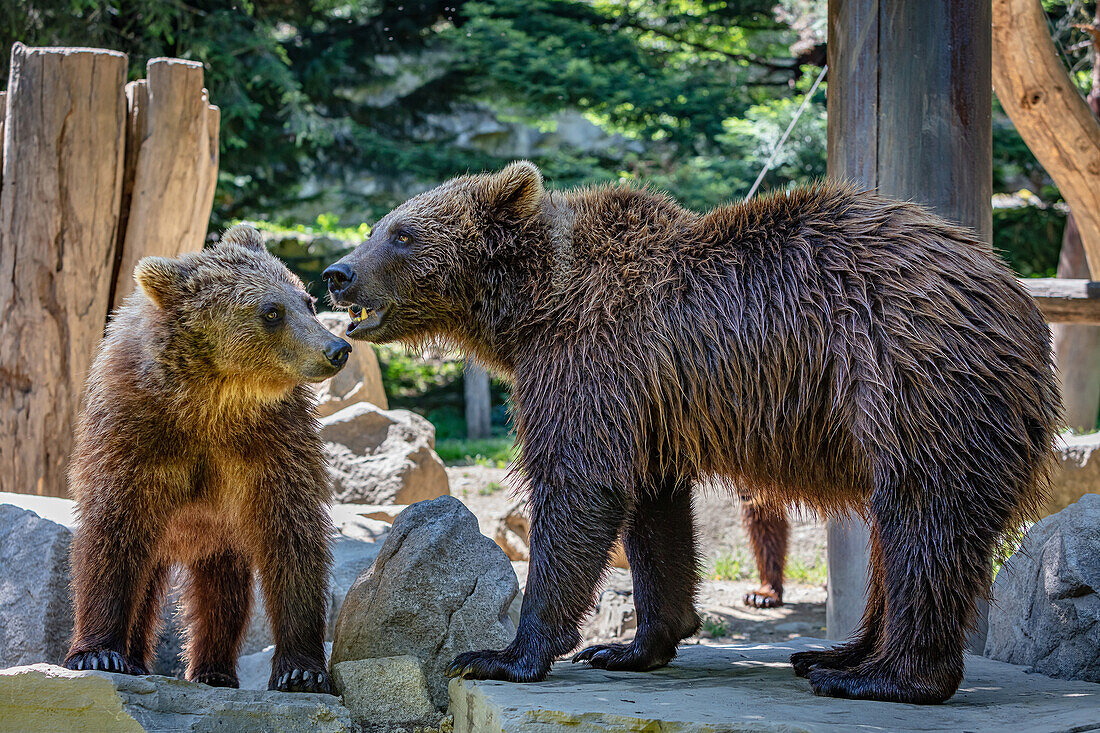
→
(331, 656, 438, 730)
(0, 505, 74, 668)
(322, 402, 449, 505)
(0, 663, 352, 733)
(449, 639, 1100, 733)
(985, 493, 1100, 683)
(331, 496, 519, 708)
(312, 312, 388, 416)
(1048, 433, 1100, 516)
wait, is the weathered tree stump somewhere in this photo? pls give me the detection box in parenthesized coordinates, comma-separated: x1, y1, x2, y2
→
(110, 58, 219, 308)
(0, 44, 127, 497)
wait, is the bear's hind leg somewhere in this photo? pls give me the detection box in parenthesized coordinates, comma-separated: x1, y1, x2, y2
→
(806, 479, 987, 703)
(124, 562, 170, 675)
(573, 477, 699, 671)
(182, 550, 253, 688)
(791, 543, 884, 677)
(740, 492, 789, 608)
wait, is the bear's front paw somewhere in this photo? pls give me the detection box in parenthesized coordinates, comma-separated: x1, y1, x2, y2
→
(270, 668, 332, 695)
(572, 640, 675, 672)
(64, 650, 137, 675)
(446, 648, 550, 683)
(193, 670, 240, 688)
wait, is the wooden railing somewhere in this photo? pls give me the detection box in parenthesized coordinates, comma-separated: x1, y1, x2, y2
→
(1020, 279, 1100, 324)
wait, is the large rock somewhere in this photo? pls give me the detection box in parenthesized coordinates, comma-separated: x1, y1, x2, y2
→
(0, 505, 74, 668)
(0, 663, 352, 732)
(331, 496, 519, 708)
(1048, 432, 1100, 516)
(332, 656, 438, 730)
(449, 639, 1100, 733)
(313, 312, 388, 416)
(322, 402, 449, 505)
(985, 494, 1100, 683)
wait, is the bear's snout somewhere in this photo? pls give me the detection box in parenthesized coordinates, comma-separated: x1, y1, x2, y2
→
(322, 262, 355, 299)
(323, 338, 352, 369)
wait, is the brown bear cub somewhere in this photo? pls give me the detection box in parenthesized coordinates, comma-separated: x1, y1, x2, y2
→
(64, 226, 349, 694)
(324, 162, 1061, 704)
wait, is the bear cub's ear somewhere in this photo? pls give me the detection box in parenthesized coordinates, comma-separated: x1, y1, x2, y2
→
(133, 256, 183, 309)
(218, 224, 266, 252)
(483, 160, 544, 219)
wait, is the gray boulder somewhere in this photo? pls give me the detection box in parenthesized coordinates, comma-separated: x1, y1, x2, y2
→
(0, 663, 352, 732)
(322, 402, 449, 505)
(330, 496, 519, 708)
(0, 505, 73, 667)
(985, 493, 1100, 682)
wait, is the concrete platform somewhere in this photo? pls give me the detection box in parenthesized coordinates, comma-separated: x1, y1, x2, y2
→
(448, 638, 1100, 732)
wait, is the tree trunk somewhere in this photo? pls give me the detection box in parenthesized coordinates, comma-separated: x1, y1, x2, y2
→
(1051, 10, 1100, 432)
(0, 44, 127, 497)
(464, 361, 492, 440)
(110, 58, 220, 308)
(992, 0, 1100, 273)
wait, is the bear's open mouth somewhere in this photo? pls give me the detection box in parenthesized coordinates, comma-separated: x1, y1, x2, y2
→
(347, 303, 388, 336)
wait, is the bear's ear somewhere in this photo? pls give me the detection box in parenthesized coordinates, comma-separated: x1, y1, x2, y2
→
(133, 256, 182, 309)
(482, 161, 544, 219)
(218, 224, 266, 252)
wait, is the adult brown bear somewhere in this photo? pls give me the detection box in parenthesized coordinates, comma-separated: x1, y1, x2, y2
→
(324, 162, 1060, 704)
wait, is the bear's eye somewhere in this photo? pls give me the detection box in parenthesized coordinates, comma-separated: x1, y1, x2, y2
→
(394, 232, 413, 246)
(261, 304, 284, 326)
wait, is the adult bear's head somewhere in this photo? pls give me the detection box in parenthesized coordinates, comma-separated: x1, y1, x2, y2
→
(323, 161, 545, 344)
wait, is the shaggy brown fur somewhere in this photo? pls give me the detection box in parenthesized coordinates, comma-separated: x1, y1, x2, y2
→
(64, 226, 349, 694)
(324, 162, 1060, 704)
(740, 493, 788, 608)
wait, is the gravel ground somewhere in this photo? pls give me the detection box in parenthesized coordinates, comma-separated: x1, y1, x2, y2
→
(446, 465, 827, 647)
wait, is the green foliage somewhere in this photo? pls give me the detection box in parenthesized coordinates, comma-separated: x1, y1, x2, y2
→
(435, 436, 517, 467)
(993, 203, 1067, 278)
(784, 555, 826, 586)
(710, 550, 752, 581)
(700, 616, 729, 638)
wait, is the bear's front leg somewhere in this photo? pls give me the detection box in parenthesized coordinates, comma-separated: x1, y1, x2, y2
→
(447, 482, 626, 682)
(245, 463, 334, 695)
(65, 491, 161, 676)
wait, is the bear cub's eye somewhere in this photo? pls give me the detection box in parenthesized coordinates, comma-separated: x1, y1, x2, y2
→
(394, 231, 413, 246)
(261, 304, 284, 326)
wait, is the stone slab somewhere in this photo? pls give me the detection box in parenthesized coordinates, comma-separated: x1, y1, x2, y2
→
(0, 663, 353, 733)
(449, 639, 1100, 733)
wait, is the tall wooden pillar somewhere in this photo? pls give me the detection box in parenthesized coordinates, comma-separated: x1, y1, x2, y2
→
(826, 0, 992, 649)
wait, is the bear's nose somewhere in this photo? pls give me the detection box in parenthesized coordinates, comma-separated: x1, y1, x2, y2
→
(322, 263, 355, 294)
(325, 339, 352, 368)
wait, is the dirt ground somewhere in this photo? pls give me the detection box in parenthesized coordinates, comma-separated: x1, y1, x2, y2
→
(447, 466, 827, 648)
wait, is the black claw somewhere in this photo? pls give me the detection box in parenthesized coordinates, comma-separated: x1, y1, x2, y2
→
(291, 669, 301, 682)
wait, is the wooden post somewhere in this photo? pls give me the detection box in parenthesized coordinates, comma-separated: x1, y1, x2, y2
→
(0, 44, 127, 497)
(826, 0, 992, 650)
(110, 58, 220, 308)
(464, 360, 492, 440)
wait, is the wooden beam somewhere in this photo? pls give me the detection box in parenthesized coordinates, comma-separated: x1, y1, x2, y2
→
(1021, 278, 1100, 324)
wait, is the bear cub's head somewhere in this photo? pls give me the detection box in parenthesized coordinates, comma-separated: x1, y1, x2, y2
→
(323, 161, 544, 343)
(134, 225, 351, 387)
